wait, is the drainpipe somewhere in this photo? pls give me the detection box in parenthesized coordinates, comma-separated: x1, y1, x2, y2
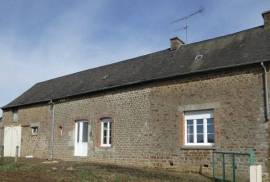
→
(261, 62, 269, 122)
(49, 100, 55, 160)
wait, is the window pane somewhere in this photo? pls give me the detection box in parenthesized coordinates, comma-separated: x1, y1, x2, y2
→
(103, 127, 107, 144)
(103, 122, 108, 129)
(82, 122, 88, 142)
(187, 134, 194, 143)
(103, 124, 107, 144)
(208, 134, 215, 143)
(207, 118, 214, 133)
(103, 136, 107, 144)
(207, 118, 214, 125)
(197, 124, 203, 133)
(103, 129, 107, 138)
(109, 122, 112, 144)
(187, 120, 193, 125)
(207, 125, 214, 134)
(109, 133, 112, 144)
(187, 125, 193, 134)
(197, 134, 204, 143)
(77, 123, 80, 143)
(197, 119, 203, 125)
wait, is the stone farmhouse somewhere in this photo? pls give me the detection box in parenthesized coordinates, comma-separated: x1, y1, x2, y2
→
(1, 11, 270, 181)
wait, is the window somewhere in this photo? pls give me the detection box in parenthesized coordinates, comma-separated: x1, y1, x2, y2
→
(184, 110, 214, 146)
(31, 127, 39, 135)
(82, 122, 88, 142)
(76, 121, 89, 143)
(101, 118, 112, 147)
(12, 110, 18, 122)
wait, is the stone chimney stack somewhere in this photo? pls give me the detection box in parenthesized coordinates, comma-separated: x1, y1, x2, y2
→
(170, 37, 185, 50)
(262, 10, 270, 28)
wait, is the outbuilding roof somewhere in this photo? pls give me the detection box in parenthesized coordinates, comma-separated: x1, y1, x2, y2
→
(3, 26, 270, 110)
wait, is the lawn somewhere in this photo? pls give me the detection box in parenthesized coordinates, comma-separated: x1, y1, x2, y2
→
(0, 158, 212, 182)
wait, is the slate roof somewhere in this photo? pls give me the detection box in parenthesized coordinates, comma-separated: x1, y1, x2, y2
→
(3, 26, 270, 110)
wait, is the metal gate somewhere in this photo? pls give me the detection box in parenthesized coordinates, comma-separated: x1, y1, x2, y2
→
(212, 149, 255, 182)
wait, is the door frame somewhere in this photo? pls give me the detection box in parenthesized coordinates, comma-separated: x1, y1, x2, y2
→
(74, 120, 89, 157)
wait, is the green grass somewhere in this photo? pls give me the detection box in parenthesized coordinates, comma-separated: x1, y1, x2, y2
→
(0, 158, 212, 182)
(0, 163, 18, 172)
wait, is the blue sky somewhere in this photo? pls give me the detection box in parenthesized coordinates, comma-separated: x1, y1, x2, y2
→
(0, 0, 270, 116)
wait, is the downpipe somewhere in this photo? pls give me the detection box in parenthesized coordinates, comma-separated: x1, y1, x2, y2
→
(261, 62, 269, 122)
(49, 100, 55, 160)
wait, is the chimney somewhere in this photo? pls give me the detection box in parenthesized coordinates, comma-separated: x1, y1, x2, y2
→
(170, 37, 184, 50)
(262, 10, 270, 28)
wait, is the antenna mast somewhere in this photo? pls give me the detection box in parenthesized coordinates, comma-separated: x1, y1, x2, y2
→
(171, 7, 204, 43)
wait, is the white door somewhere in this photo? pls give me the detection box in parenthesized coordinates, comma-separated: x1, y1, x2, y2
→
(74, 121, 89, 156)
(4, 126, 21, 157)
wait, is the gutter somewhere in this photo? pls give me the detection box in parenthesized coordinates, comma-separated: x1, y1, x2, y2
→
(49, 100, 55, 160)
(261, 62, 269, 122)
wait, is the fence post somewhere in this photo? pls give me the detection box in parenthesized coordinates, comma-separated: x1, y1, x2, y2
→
(212, 151, 215, 181)
(15, 146, 19, 163)
(248, 148, 256, 166)
(250, 165, 262, 182)
(222, 153, 226, 182)
(232, 153, 236, 182)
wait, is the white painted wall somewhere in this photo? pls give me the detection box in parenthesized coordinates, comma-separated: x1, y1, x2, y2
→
(4, 126, 21, 157)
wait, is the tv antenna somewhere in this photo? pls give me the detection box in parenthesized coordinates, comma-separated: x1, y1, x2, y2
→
(171, 7, 204, 43)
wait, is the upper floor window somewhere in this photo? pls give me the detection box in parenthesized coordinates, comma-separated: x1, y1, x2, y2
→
(12, 110, 18, 122)
(101, 118, 112, 147)
(184, 110, 214, 146)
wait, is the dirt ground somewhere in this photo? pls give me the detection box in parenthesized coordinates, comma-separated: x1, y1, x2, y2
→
(0, 158, 212, 182)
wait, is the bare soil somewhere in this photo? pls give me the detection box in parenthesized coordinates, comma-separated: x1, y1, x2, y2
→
(0, 158, 212, 182)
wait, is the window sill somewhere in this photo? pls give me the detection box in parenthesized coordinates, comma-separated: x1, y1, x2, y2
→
(100, 145, 112, 148)
(181, 145, 216, 150)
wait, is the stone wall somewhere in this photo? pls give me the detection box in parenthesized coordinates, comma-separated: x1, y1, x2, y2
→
(2, 105, 50, 158)
(2, 66, 269, 181)
(148, 67, 269, 181)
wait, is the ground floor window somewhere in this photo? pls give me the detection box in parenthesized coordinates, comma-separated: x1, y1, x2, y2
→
(31, 126, 39, 135)
(184, 110, 214, 146)
(101, 118, 112, 147)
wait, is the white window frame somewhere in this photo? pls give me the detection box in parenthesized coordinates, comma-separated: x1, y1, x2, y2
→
(100, 118, 112, 147)
(184, 110, 214, 146)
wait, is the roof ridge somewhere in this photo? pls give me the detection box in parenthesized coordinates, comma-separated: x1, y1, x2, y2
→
(183, 25, 263, 47)
(37, 26, 264, 85)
